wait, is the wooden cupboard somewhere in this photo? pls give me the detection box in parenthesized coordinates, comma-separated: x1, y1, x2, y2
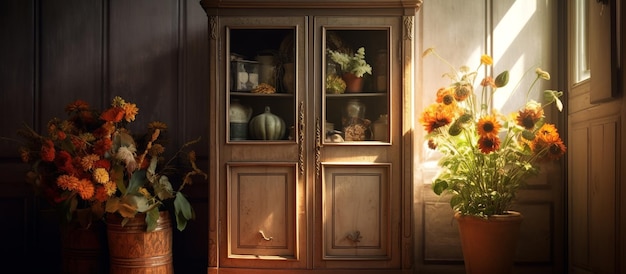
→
(200, 1, 421, 273)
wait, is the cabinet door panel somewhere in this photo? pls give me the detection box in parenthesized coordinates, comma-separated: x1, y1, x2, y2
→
(228, 164, 298, 259)
(322, 164, 390, 259)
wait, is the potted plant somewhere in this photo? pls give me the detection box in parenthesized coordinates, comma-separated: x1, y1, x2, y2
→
(327, 47, 372, 92)
(419, 48, 566, 274)
(15, 97, 206, 274)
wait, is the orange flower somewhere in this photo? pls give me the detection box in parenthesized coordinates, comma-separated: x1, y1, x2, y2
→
(476, 115, 501, 138)
(40, 140, 56, 162)
(56, 174, 80, 191)
(54, 151, 75, 175)
(420, 104, 455, 133)
(480, 76, 496, 88)
(65, 100, 90, 113)
(76, 179, 95, 200)
(122, 103, 139, 122)
(93, 186, 109, 202)
(477, 135, 501, 154)
(436, 87, 456, 106)
(93, 159, 111, 170)
(93, 137, 112, 156)
(533, 124, 566, 161)
(100, 107, 125, 123)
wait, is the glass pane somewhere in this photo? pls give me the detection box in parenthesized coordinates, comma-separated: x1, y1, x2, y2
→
(228, 28, 295, 142)
(323, 28, 390, 144)
(574, 0, 590, 83)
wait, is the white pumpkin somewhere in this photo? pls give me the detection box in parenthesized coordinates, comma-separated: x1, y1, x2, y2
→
(249, 106, 286, 140)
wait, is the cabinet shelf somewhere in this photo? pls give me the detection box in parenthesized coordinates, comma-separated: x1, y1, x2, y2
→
(325, 92, 386, 98)
(231, 91, 294, 97)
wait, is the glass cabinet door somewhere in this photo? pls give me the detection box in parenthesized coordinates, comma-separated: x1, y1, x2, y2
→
(323, 27, 391, 144)
(227, 26, 298, 143)
(314, 16, 403, 270)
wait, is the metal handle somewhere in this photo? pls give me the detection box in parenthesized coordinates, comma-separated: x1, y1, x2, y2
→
(298, 101, 305, 176)
(259, 230, 273, 241)
(315, 118, 321, 177)
(346, 230, 362, 244)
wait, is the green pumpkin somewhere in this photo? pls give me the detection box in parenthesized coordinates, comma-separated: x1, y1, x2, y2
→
(249, 106, 286, 140)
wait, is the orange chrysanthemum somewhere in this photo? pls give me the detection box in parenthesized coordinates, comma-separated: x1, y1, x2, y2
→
(80, 154, 100, 171)
(122, 103, 139, 122)
(76, 179, 95, 200)
(477, 136, 501, 154)
(420, 104, 455, 133)
(57, 174, 79, 190)
(93, 186, 109, 202)
(476, 115, 501, 138)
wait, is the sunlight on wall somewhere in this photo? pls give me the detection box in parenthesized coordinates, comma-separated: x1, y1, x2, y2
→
(493, 0, 536, 112)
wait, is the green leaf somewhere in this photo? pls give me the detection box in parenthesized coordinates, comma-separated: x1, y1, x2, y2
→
(449, 194, 462, 209)
(145, 207, 160, 232)
(432, 179, 448, 195)
(127, 170, 147, 194)
(495, 70, 509, 87)
(153, 175, 174, 200)
(522, 130, 535, 141)
(174, 192, 195, 231)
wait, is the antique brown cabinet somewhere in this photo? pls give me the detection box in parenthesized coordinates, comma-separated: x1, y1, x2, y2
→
(200, 1, 421, 273)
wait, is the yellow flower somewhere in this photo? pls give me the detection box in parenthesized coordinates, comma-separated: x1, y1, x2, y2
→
(93, 167, 110, 184)
(480, 54, 493, 65)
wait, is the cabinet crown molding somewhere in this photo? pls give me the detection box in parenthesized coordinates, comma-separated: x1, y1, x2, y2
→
(200, 0, 423, 11)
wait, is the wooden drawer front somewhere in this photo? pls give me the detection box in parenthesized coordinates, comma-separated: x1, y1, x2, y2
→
(228, 163, 297, 258)
(322, 164, 391, 259)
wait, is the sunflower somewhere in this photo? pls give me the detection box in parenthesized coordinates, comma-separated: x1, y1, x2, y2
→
(517, 101, 544, 130)
(476, 115, 501, 138)
(436, 87, 456, 106)
(420, 104, 455, 133)
(477, 135, 501, 154)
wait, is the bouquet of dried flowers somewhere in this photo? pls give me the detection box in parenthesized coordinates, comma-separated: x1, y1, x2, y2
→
(17, 97, 206, 231)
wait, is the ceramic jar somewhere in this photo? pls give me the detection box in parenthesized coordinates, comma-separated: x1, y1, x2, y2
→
(371, 114, 389, 141)
(229, 99, 252, 140)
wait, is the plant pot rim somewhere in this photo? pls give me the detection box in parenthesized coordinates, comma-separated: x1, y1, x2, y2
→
(454, 210, 523, 222)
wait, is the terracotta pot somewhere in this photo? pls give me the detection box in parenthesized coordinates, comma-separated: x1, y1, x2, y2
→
(455, 211, 523, 274)
(106, 212, 173, 274)
(342, 72, 364, 93)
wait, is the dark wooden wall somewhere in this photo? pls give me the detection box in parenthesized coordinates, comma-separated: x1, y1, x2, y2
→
(0, 0, 210, 273)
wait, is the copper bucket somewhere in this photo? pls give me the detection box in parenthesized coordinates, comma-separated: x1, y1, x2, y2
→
(106, 212, 173, 274)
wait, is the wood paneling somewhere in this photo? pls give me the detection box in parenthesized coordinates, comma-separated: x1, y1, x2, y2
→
(0, 0, 210, 272)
